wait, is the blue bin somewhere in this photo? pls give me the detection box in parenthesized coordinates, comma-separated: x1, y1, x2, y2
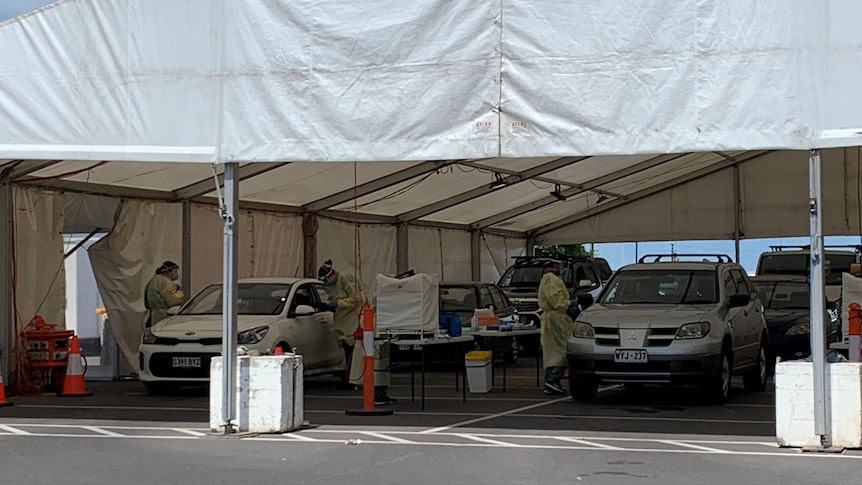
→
(439, 313, 463, 337)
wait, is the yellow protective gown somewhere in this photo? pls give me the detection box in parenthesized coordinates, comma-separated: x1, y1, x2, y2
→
(328, 272, 368, 347)
(537, 272, 573, 368)
(143, 273, 185, 328)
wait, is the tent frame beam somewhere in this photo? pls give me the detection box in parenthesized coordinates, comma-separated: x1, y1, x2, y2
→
(531, 150, 773, 238)
(395, 156, 591, 223)
(460, 161, 624, 198)
(0, 160, 64, 182)
(302, 160, 460, 212)
(471, 153, 690, 230)
(173, 162, 290, 200)
(0, 181, 12, 384)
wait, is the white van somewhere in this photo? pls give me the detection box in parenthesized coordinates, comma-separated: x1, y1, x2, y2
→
(755, 245, 860, 302)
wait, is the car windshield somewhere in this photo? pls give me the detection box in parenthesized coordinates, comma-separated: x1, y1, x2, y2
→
(758, 253, 856, 285)
(751, 280, 810, 310)
(440, 286, 478, 312)
(179, 283, 293, 315)
(599, 269, 718, 305)
(593, 258, 613, 281)
(498, 263, 548, 288)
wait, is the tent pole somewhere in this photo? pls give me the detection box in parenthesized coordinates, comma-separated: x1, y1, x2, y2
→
(470, 230, 481, 281)
(0, 182, 11, 383)
(809, 148, 831, 448)
(396, 223, 409, 274)
(220, 162, 240, 434)
(733, 165, 741, 263)
(181, 201, 192, 294)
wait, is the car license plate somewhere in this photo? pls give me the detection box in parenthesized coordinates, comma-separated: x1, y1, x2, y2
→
(614, 349, 648, 363)
(172, 357, 201, 368)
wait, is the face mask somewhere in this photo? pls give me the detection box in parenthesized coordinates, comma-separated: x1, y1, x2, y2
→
(172, 271, 180, 281)
(323, 280, 333, 287)
(560, 268, 569, 279)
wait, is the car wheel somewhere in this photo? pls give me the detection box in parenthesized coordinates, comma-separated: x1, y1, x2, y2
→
(569, 375, 598, 402)
(503, 338, 519, 365)
(743, 343, 768, 392)
(143, 382, 176, 396)
(705, 348, 732, 404)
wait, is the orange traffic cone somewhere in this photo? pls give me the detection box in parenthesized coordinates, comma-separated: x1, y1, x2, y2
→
(58, 335, 93, 397)
(0, 367, 13, 407)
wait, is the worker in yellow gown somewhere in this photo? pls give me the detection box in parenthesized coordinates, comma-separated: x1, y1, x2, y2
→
(537, 260, 578, 395)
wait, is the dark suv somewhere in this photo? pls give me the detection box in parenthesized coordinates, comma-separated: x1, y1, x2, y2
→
(497, 255, 608, 326)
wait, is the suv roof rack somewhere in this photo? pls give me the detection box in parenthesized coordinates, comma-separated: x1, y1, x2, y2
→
(637, 253, 734, 264)
(767, 244, 862, 252)
(512, 254, 590, 262)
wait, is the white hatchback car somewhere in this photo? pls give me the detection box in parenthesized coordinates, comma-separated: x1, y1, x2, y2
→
(138, 277, 346, 394)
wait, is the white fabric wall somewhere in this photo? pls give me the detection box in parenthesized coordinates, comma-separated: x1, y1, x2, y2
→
(188, 204, 304, 292)
(408, 227, 471, 282)
(316, 218, 397, 296)
(12, 187, 66, 333)
(480, 234, 526, 283)
(88, 200, 183, 375)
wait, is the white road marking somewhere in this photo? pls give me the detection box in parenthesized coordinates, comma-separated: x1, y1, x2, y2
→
(18, 404, 207, 412)
(174, 428, 208, 437)
(657, 440, 732, 453)
(359, 431, 415, 444)
(81, 426, 125, 437)
(281, 432, 317, 441)
(455, 434, 518, 447)
(554, 436, 624, 450)
(420, 397, 570, 433)
(0, 424, 31, 435)
(515, 413, 774, 424)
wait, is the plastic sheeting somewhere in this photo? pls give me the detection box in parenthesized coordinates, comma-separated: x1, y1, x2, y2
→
(12, 187, 65, 331)
(88, 200, 183, 375)
(315, 218, 397, 297)
(376, 273, 439, 334)
(2, 1, 862, 163)
(188, 204, 304, 292)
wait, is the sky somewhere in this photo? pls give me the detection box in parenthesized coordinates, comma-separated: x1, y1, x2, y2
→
(0, 0, 49, 20)
(3, 1, 860, 275)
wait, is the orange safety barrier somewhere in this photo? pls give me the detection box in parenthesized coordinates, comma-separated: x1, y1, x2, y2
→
(0, 366, 13, 407)
(345, 302, 393, 416)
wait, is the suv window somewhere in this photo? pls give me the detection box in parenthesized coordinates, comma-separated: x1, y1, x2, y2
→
(757, 252, 857, 285)
(599, 269, 718, 305)
(730, 269, 753, 296)
(489, 286, 509, 310)
(479, 286, 495, 309)
(722, 270, 738, 299)
(592, 258, 613, 282)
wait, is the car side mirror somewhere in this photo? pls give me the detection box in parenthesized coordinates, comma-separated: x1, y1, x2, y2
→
(727, 293, 750, 309)
(578, 279, 593, 289)
(293, 304, 316, 316)
(166, 306, 180, 316)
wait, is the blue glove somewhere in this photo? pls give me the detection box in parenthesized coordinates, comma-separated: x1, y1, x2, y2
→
(175, 284, 183, 292)
(569, 299, 579, 308)
(327, 300, 338, 310)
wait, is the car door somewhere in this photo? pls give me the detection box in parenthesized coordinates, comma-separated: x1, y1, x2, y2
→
(282, 283, 323, 369)
(310, 283, 345, 369)
(722, 269, 752, 366)
(732, 269, 763, 362)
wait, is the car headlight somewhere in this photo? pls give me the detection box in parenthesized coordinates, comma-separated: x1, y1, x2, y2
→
(572, 321, 595, 339)
(786, 323, 810, 336)
(237, 326, 270, 345)
(675, 322, 710, 339)
(141, 329, 156, 345)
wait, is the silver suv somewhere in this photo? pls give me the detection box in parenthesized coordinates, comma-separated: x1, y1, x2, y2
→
(567, 254, 768, 403)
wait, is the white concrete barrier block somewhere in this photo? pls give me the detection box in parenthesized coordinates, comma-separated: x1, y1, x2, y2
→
(210, 355, 304, 434)
(775, 361, 862, 448)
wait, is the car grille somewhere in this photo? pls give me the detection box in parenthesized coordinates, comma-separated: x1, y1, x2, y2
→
(514, 301, 539, 312)
(594, 327, 678, 347)
(149, 352, 219, 378)
(153, 336, 222, 346)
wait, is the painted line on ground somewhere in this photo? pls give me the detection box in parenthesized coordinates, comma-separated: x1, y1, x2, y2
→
(174, 428, 208, 437)
(554, 436, 624, 450)
(511, 413, 774, 424)
(0, 424, 31, 435)
(305, 395, 549, 402)
(81, 426, 125, 438)
(16, 404, 207, 412)
(657, 439, 732, 453)
(282, 432, 318, 441)
(420, 396, 571, 433)
(455, 433, 518, 447)
(359, 431, 416, 444)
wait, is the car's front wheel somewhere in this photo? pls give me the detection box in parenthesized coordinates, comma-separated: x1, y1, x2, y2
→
(705, 347, 732, 404)
(743, 342, 768, 392)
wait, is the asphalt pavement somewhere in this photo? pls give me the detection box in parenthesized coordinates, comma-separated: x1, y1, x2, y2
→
(1, 360, 858, 484)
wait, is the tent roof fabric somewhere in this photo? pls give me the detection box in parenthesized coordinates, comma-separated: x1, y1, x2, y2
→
(2, 2, 862, 243)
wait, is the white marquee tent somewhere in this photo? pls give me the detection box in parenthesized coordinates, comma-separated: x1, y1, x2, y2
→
(1, 0, 862, 436)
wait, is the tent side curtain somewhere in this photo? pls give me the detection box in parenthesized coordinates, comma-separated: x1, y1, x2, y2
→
(537, 148, 862, 245)
(315, 217, 397, 297)
(480, 233, 526, 283)
(88, 200, 183, 376)
(408, 227, 471, 282)
(11, 186, 66, 333)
